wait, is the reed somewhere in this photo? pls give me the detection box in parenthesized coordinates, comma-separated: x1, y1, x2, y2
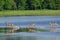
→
(0, 10, 60, 17)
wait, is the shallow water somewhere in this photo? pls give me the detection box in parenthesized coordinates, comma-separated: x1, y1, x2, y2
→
(0, 32, 59, 40)
(0, 16, 60, 40)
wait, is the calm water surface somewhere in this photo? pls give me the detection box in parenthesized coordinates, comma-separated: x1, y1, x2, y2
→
(0, 16, 60, 40)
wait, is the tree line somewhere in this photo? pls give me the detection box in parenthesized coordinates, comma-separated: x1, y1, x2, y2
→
(0, 0, 60, 10)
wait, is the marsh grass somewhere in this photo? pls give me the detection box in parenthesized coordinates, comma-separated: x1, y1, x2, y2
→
(0, 10, 60, 16)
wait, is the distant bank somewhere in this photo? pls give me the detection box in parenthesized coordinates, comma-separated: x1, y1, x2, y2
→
(0, 10, 60, 17)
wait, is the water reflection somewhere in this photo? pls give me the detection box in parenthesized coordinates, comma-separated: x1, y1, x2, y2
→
(0, 16, 60, 40)
(0, 35, 55, 40)
(0, 32, 58, 40)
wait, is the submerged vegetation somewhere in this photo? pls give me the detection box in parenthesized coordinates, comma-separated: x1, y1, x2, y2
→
(0, 27, 49, 33)
(15, 28, 49, 32)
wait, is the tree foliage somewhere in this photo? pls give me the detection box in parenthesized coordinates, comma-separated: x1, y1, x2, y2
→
(0, 0, 60, 10)
(4, 0, 17, 10)
(0, 0, 5, 10)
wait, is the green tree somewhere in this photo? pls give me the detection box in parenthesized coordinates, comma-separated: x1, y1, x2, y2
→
(0, 0, 4, 10)
(4, 0, 17, 10)
(0, 0, 60, 10)
(30, 0, 40, 10)
(55, 0, 60, 9)
(26, 0, 32, 10)
(49, 0, 56, 9)
(39, 0, 44, 9)
(41, 0, 51, 9)
(15, 0, 27, 10)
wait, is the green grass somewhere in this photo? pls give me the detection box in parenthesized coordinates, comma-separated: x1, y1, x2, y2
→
(0, 10, 60, 16)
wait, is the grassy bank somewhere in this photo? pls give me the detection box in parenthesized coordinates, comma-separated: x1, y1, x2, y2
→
(0, 10, 60, 16)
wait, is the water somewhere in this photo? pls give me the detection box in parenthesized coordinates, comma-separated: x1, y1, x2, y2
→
(0, 32, 57, 40)
(0, 16, 60, 40)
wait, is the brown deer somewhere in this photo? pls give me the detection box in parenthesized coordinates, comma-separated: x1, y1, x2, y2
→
(5, 22, 19, 33)
(28, 23, 36, 32)
(49, 22, 57, 32)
